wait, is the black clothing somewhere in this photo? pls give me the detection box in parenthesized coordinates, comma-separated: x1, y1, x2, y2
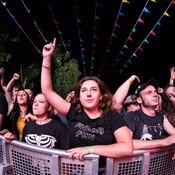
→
(123, 110, 164, 140)
(66, 104, 126, 167)
(0, 92, 8, 130)
(0, 92, 8, 116)
(22, 118, 68, 150)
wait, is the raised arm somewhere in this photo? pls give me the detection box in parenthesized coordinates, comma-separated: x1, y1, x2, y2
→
(0, 67, 6, 92)
(170, 66, 175, 85)
(112, 75, 140, 113)
(41, 38, 70, 116)
(5, 73, 20, 115)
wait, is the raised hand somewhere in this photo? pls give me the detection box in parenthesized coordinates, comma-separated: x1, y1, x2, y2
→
(42, 38, 56, 59)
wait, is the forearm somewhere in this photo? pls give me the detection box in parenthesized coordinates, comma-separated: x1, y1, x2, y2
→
(93, 143, 133, 158)
(170, 78, 174, 85)
(133, 138, 170, 150)
(113, 80, 131, 106)
(1, 76, 6, 92)
(41, 57, 53, 95)
(0, 115, 3, 130)
(6, 79, 15, 93)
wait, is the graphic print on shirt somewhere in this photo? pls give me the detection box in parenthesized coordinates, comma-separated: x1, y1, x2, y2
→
(140, 124, 163, 140)
(75, 122, 104, 141)
(25, 134, 57, 148)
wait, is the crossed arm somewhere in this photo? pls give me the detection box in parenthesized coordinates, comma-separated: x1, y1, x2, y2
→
(130, 116, 175, 150)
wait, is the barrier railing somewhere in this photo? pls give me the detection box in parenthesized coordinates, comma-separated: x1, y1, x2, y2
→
(106, 145, 175, 175)
(1, 134, 175, 175)
(0, 135, 99, 175)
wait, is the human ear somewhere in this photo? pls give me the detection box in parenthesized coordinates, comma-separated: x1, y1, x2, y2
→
(47, 105, 52, 112)
(137, 97, 142, 104)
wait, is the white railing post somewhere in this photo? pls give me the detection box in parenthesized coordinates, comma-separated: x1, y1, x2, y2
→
(141, 152, 150, 175)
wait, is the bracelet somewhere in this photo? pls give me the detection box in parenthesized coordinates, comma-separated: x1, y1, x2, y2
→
(4, 129, 9, 133)
(127, 79, 132, 84)
(88, 146, 93, 154)
(42, 65, 51, 70)
(170, 78, 174, 85)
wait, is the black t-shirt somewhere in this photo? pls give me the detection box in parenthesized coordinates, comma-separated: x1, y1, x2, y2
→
(0, 92, 8, 116)
(0, 92, 8, 130)
(66, 104, 126, 168)
(22, 118, 68, 150)
(123, 110, 164, 140)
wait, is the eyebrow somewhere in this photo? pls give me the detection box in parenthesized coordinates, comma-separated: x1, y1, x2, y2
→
(81, 86, 98, 89)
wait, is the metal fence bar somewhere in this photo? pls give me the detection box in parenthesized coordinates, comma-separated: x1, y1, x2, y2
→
(0, 135, 99, 175)
(106, 144, 175, 175)
(1, 134, 175, 175)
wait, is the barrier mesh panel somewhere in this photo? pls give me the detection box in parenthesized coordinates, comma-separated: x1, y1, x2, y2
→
(148, 152, 175, 175)
(118, 160, 142, 175)
(10, 149, 51, 175)
(61, 162, 85, 175)
(0, 141, 3, 163)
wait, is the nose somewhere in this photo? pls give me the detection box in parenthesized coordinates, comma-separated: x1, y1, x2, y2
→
(87, 90, 91, 97)
(33, 101, 39, 106)
(153, 91, 158, 97)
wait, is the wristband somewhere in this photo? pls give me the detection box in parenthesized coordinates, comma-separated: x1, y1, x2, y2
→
(127, 79, 132, 84)
(42, 65, 51, 70)
(170, 78, 174, 85)
(88, 146, 93, 154)
(4, 129, 9, 133)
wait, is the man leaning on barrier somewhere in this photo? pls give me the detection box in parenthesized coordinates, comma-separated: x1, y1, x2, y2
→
(123, 79, 175, 150)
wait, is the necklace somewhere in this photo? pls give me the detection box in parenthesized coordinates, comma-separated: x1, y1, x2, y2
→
(20, 109, 27, 117)
(36, 118, 50, 124)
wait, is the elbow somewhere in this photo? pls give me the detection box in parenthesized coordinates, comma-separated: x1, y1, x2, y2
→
(127, 146, 134, 156)
(124, 143, 134, 156)
(129, 142, 134, 155)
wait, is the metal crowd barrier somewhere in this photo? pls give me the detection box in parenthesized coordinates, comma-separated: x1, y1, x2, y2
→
(0, 135, 99, 175)
(1, 133, 175, 175)
(106, 145, 175, 175)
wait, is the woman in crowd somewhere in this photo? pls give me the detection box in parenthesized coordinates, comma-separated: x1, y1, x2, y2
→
(41, 38, 133, 170)
(4, 89, 32, 141)
(161, 67, 175, 126)
(4, 93, 68, 149)
(22, 93, 68, 149)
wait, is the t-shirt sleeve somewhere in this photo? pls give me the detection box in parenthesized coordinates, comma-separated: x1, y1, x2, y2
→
(110, 110, 127, 133)
(123, 111, 136, 133)
(66, 104, 76, 121)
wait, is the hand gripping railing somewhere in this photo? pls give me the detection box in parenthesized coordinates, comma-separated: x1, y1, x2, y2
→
(0, 135, 99, 175)
(106, 144, 175, 175)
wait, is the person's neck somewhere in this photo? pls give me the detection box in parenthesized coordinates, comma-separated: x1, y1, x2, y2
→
(84, 108, 102, 119)
(141, 106, 156, 117)
(20, 105, 28, 111)
(36, 114, 50, 124)
(20, 105, 28, 117)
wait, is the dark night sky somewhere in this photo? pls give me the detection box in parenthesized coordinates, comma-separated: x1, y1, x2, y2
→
(0, 0, 175, 94)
